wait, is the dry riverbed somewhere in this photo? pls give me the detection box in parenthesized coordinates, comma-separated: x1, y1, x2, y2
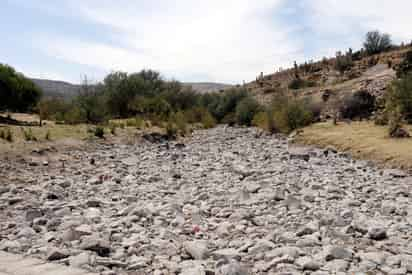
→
(1, 126, 412, 274)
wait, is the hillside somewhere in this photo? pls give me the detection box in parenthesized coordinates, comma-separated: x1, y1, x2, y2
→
(246, 45, 412, 109)
(30, 78, 80, 99)
(184, 82, 232, 93)
(31, 78, 231, 99)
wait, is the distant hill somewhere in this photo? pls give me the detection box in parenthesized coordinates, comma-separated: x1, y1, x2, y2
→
(184, 82, 232, 93)
(30, 78, 80, 99)
(31, 78, 232, 99)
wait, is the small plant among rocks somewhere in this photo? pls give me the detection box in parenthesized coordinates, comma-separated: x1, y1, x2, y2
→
(110, 124, 117, 136)
(94, 127, 105, 139)
(5, 128, 13, 142)
(45, 130, 51, 141)
(388, 109, 410, 138)
(21, 127, 37, 141)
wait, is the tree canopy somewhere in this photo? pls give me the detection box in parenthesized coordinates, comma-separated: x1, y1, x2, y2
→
(363, 31, 392, 56)
(0, 64, 42, 112)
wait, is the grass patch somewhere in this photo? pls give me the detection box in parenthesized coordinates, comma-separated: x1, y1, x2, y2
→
(296, 121, 412, 169)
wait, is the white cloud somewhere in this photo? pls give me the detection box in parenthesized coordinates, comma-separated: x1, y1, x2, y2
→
(34, 0, 303, 83)
(304, 0, 412, 43)
(28, 0, 412, 83)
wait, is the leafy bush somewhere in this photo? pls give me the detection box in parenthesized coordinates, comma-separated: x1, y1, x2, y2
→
(200, 110, 216, 129)
(94, 127, 105, 138)
(339, 90, 376, 120)
(396, 50, 412, 78)
(252, 111, 277, 133)
(169, 111, 188, 136)
(363, 31, 392, 56)
(235, 97, 261, 126)
(335, 51, 354, 73)
(205, 88, 248, 122)
(185, 107, 216, 128)
(221, 113, 236, 126)
(267, 95, 313, 133)
(76, 81, 107, 124)
(385, 74, 412, 123)
(63, 106, 85, 124)
(387, 108, 410, 138)
(130, 96, 172, 118)
(288, 78, 316, 90)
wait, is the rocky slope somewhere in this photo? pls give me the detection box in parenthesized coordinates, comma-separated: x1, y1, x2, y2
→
(1, 126, 412, 274)
(247, 46, 412, 105)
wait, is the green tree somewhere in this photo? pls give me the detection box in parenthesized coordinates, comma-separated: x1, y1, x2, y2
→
(235, 97, 261, 126)
(0, 64, 42, 112)
(363, 31, 392, 56)
(76, 77, 107, 124)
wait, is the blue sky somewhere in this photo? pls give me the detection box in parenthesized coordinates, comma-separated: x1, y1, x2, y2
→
(1, 0, 411, 84)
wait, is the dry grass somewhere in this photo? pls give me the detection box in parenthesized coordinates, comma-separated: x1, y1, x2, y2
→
(0, 114, 164, 156)
(296, 121, 412, 169)
(0, 123, 90, 154)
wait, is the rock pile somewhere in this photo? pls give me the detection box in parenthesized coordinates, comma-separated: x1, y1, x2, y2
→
(1, 126, 412, 274)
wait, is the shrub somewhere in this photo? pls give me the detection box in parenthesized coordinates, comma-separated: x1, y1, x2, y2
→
(221, 112, 236, 126)
(363, 31, 392, 56)
(170, 111, 188, 135)
(288, 78, 316, 90)
(45, 130, 51, 141)
(275, 101, 313, 133)
(386, 74, 412, 123)
(185, 107, 217, 129)
(396, 50, 412, 78)
(339, 90, 376, 120)
(5, 128, 13, 142)
(374, 113, 389, 126)
(235, 97, 262, 126)
(388, 108, 409, 138)
(165, 121, 178, 139)
(110, 124, 117, 135)
(76, 88, 107, 124)
(205, 88, 248, 122)
(201, 111, 216, 129)
(307, 101, 323, 122)
(63, 106, 85, 124)
(94, 127, 105, 138)
(335, 51, 354, 74)
(288, 78, 305, 90)
(125, 117, 144, 129)
(268, 95, 313, 133)
(21, 128, 37, 141)
(252, 111, 277, 133)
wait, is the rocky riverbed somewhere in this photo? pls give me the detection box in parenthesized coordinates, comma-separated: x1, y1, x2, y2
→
(1, 126, 412, 275)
